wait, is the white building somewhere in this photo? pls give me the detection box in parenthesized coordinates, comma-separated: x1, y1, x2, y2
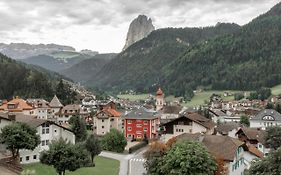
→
(250, 109, 281, 129)
(0, 113, 75, 164)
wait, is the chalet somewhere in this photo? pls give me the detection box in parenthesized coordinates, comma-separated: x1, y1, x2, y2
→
(0, 97, 33, 115)
(250, 109, 281, 129)
(0, 113, 75, 164)
(124, 107, 160, 140)
(236, 127, 269, 155)
(176, 134, 263, 175)
(159, 105, 183, 120)
(161, 113, 215, 141)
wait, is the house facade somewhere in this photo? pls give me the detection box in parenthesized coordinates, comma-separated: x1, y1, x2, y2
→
(250, 109, 281, 129)
(0, 113, 75, 164)
(124, 107, 160, 140)
(161, 113, 215, 142)
(176, 134, 263, 175)
(94, 106, 122, 135)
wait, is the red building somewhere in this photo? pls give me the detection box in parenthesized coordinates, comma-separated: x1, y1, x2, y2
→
(124, 107, 160, 140)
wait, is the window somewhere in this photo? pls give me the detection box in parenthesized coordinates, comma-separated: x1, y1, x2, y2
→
(54, 129, 57, 133)
(41, 140, 45, 146)
(144, 128, 148, 132)
(144, 120, 148, 125)
(33, 155, 37, 160)
(178, 121, 184, 125)
(176, 129, 178, 132)
(102, 126, 104, 129)
(137, 135, 142, 138)
(42, 128, 45, 134)
(26, 156, 30, 161)
(137, 124, 142, 128)
(102, 119, 104, 122)
(20, 157, 22, 162)
(46, 140, 49, 145)
(46, 128, 49, 134)
(128, 127, 132, 131)
(127, 120, 132, 124)
(128, 134, 132, 137)
(110, 118, 114, 121)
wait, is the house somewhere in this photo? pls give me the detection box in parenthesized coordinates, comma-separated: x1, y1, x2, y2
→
(0, 97, 33, 115)
(0, 113, 75, 164)
(94, 105, 122, 135)
(124, 107, 160, 140)
(236, 127, 269, 155)
(176, 134, 263, 175)
(209, 109, 229, 123)
(159, 105, 183, 120)
(250, 109, 281, 129)
(55, 104, 82, 124)
(161, 113, 215, 142)
(26, 99, 51, 120)
(155, 88, 165, 111)
(216, 122, 240, 138)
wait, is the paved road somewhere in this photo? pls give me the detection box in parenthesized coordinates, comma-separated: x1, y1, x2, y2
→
(100, 147, 148, 175)
(128, 148, 147, 175)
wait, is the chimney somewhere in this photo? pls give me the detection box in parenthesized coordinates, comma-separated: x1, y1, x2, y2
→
(8, 114, 16, 121)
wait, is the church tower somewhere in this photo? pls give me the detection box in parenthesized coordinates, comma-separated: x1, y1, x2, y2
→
(156, 87, 164, 111)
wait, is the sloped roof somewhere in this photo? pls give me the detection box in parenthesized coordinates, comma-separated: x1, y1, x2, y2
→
(252, 109, 281, 121)
(26, 98, 49, 108)
(0, 97, 33, 111)
(236, 127, 266, 145)
(246, 144, 263, 158)
(124, 107, 159, 119)
(97, 108, 121, 118)
(186, 113, 216, 129)
(162, 105, 182, 114)
(216, 122, 240, 135)
(177, 134, 244, 161)
(49, 95, 63, 108)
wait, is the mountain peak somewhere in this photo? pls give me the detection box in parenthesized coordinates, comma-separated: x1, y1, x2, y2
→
(122, 15, 155, 50)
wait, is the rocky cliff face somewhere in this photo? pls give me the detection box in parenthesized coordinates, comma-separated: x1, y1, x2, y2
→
(123, 15, 155, 50)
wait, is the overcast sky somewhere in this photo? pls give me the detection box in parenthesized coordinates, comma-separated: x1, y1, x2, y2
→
(0, 0, 279, 53)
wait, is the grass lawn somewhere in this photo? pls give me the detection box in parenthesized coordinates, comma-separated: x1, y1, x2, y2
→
(23, 156, 119, 175)
(271, 84, 281, 95)
(117, 93, 150, 101)
(182, 90, 249, 107)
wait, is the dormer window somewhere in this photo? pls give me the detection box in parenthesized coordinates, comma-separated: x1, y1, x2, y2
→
(7, 104, 15, 109)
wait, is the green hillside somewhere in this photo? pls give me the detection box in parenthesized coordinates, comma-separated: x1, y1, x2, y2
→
(88, 23, 241, 93)
(0, 53, 57, 99)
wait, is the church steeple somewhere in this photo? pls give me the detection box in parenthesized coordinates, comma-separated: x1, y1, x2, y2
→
(156, 88, 164, 111)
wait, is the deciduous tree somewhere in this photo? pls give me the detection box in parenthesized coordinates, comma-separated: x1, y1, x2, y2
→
(85, 134, 101, 166)
(265, 126, 281, 150)
(101, 129, 127, 153)
(0, 122, 40, 158)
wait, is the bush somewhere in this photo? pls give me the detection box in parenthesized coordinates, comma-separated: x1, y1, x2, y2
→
(101, 129, 127, 153)
(128, 141, 148, 154)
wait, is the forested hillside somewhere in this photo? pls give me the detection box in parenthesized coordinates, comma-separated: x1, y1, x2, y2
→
(86, 2, 281, 99)
(0, 53, 56, 99)
(163, 2, 281, 98)
(88, 23, 241, 93)
(60, 53, 117, 83)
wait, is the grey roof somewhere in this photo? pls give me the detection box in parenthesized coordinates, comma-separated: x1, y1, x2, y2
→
(124, 107, 159, 119)
(49, 95, 63, 108)
(216, 122, 240, 135)
(251, 109, 281, 121)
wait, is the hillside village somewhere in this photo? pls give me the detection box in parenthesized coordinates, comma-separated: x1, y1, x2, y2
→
(0, 85, 280, 174)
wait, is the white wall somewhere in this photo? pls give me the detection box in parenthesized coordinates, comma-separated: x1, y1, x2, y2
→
(20, 123, 75, 164)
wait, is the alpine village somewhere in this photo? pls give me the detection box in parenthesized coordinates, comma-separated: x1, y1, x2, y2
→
(1, 1, 281, 175)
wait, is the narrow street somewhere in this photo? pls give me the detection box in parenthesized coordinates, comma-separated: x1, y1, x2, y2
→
(100, 147, 148, 175)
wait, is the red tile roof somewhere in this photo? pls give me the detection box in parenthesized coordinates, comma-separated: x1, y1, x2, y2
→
(0, 97, 33, 112)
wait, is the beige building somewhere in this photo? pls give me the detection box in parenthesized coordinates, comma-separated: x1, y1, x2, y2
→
(94, 105, 122, 135)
